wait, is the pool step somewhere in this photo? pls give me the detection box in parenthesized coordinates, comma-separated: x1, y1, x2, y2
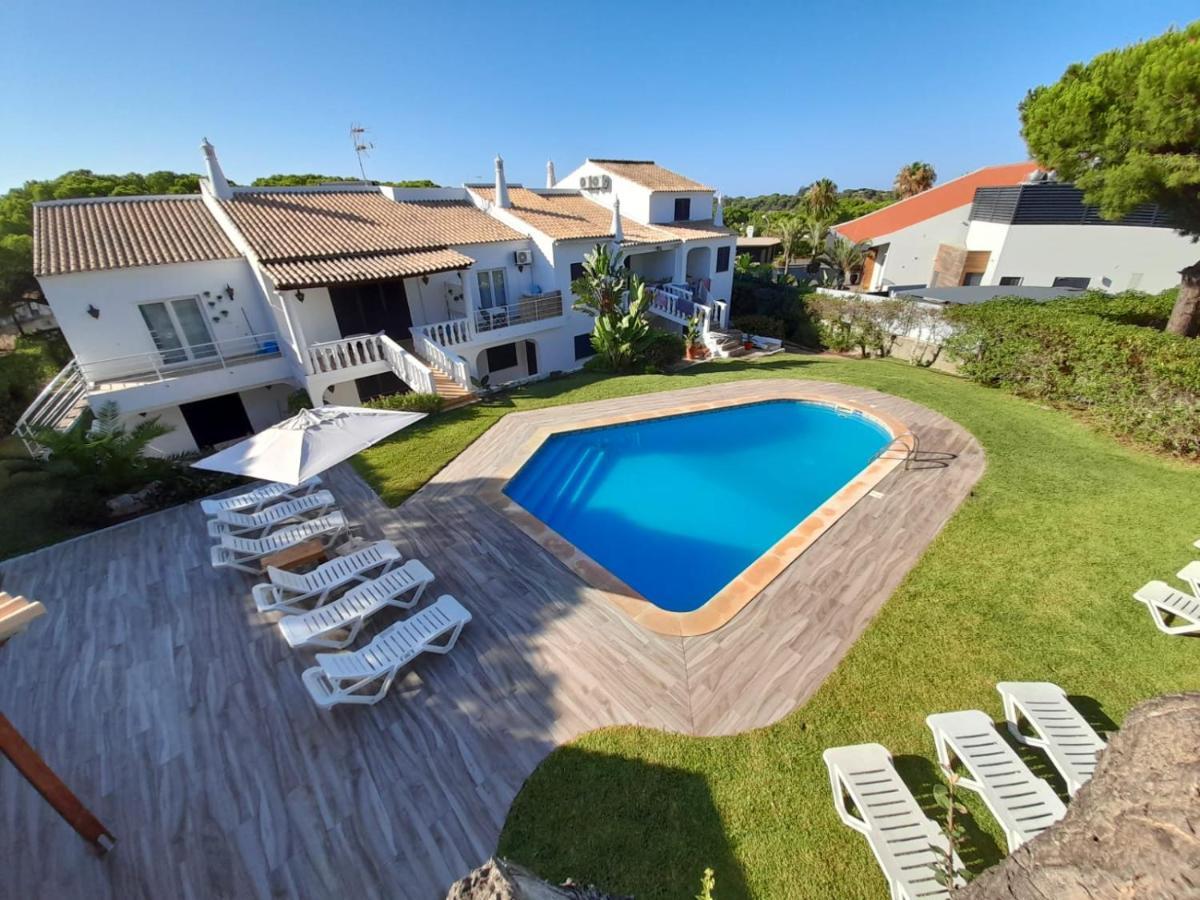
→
(511, 440, 576, 512)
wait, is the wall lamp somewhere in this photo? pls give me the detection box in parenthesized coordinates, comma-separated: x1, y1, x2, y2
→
(294, 290, 305, 303)
(421, 274, 430, 285)
(87, 304, 100, 319)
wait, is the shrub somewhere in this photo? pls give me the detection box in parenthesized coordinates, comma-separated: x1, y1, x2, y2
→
(731, 314, 786, 339)
(808, 293, 930, 358)
(363, 392, 445, 415)
(730, 274, 820, 345)
(642, 329, 686, 372)
(0, 332, 70, 433)
(944, 293, 1200, 456)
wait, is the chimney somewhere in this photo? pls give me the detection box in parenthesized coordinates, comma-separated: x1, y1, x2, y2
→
(494, 154, 510, 208)
(611, 196, 624, 245)
(714, 192, 725, 227)
(545, 159, 556, 189)
(200, 138, 232, 200)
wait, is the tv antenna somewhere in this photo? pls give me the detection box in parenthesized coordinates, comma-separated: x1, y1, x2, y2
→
(350, 123, 374, 182)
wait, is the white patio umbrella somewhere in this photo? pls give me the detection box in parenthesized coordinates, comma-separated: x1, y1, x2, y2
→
(191, 406, 425, 486)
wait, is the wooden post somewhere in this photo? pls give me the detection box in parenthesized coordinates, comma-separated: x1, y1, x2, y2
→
(0, 712, 115, 853)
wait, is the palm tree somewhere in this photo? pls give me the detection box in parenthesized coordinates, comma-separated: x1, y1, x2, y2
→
(802, 212, 833, 267)
(804, 178, 838, 218)
(767, 213, 804, 279)
(894, 162, 937, 199)
(827, 237, 871, 288)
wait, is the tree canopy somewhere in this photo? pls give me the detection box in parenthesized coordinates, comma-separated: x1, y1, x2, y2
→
(894, 162, 936, 199)
(1020, 21, 1200, 335)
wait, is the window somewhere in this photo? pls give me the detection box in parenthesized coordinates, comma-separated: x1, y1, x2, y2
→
(716, 246, 731, 273)
(961, 272, 984, 286)
(1052, 276, 1090, 290)
(569, 262, 584, 282)
(486, 342, 519, 372)
(574, 332, 595, 360)
(138, 297, 216, 365)
(673, 198, 691, 221)
(476, 269, 508, 310)
(998, 276, 1023, 286)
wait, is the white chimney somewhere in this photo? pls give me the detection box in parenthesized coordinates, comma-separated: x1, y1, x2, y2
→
(545, 159, 556, 189)
(494, 154, 510, 208)
(200, 138, 232, 200)
(714, 192, 725, 227)
(611, 196, 624, 245)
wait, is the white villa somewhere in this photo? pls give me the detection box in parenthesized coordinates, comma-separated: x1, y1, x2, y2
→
(22, 145, 735, 454)
(836, 163, 1197, 295)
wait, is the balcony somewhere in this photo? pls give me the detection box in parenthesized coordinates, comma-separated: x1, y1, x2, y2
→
(475, 292, 564, 334)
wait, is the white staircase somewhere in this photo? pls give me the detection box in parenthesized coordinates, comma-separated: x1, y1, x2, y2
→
(13, 360, 89, 455)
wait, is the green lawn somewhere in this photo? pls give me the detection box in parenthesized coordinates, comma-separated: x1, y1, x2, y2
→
(356, 354, 1200, 898)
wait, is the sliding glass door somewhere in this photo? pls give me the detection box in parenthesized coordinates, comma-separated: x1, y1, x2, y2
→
(139, 298, 217, 366)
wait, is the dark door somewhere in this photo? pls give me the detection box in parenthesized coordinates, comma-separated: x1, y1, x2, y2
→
(180, 393, 253, 448)
(329, 279, 413, 341)
(525, 340, 538, 376)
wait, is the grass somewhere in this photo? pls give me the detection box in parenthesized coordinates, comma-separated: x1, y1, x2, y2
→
(356, 354, 1200, 899)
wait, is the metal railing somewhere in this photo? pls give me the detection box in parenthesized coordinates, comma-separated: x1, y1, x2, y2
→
(876, 430, 920, 470)
(13, 360, 88, 455)
(475, 292, 564, 333)
(76, 332, 282, 387)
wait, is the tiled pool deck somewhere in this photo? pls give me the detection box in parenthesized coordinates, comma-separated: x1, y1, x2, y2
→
(0, 379, 983, 899)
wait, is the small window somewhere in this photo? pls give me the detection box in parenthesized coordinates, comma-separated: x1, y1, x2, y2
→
(486, 342, 519, 372)
(961, 272, 984, 286)
(716, 246, 731, 273)
(1052, 276, 1090, 290)
(569, 262, 584, 282)
(574, 332, 595, 360)
(998, 276, 1023, 286)
(476, 269, 508, 310)
(673, 197, 691, 221)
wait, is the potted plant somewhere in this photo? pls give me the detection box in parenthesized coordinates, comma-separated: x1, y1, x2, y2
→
(742, 332, 755, 351)
(684, 314, 705, 360)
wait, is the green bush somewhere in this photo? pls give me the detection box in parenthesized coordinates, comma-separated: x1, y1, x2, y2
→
(0, 332, 70, 433)
(642, 330, 686, 372)
(730, 274, 820, 345)
(363, 391, 445, 415)
(945, 293, 1200, 456)
(731, 314, 786, 339)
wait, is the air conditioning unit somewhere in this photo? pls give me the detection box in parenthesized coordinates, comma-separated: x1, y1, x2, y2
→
(588, 175, 601, 189)
(514, 249, 533, 266)
(600, 175, 611, 191)
(579, 176, 588, 188)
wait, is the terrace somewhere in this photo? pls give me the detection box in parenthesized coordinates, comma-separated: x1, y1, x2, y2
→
(2, 356, 1198, 900)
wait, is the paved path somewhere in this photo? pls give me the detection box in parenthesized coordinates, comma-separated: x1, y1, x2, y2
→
(0, 380, 983, 899)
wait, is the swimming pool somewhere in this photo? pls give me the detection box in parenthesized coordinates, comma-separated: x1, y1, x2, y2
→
(504, 399, 894, 618)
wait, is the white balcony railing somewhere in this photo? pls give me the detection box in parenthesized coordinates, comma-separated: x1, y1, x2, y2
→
(76, 332, 283, 387)
(305, 332, 435, 394)
(413, 332, 472, 392)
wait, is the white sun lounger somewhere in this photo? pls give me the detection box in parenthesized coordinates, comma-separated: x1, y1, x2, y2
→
(206, 491, 337, 539)
(996, 682, 1106, 796)
(199, 477, 323, 517)
(301, 594, 471, 708)
(278, 559, 434, 649)
(824, 743, 964, 900)
(926, 710, 1066, 852)
(209, 512, 348, 574)
(1133, 571, 1200, 635)
(252, 540, 403, 614)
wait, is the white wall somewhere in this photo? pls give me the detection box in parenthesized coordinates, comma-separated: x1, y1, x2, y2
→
(556, 161, 716, 225)
(648, 191, 713, 224)
(857, 205, 972, 290)
(123, 379, 293, 456)
(38, 258, 270, 371)
(970, 221, 1197, 293)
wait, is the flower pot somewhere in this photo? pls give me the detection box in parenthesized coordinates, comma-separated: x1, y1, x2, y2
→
(743, 341, 754, 350)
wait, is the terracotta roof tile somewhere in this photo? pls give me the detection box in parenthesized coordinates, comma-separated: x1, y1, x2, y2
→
(834, 163, 1039, 244)
(261, 248, 474, 291)
(220, 190, 523, 262)
(650, 218, 735, 240)
(588, 159, 712, 192)
(33, 196, 239, 276)
(472, 187, 678, 246)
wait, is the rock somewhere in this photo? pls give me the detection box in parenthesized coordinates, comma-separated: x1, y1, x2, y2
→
(959, 692, 1200, 900)
(105, 481, 162, 519)
(446, 858, 630, 900)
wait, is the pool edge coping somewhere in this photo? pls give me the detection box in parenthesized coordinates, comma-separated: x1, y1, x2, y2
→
(479, 383, 909, 637)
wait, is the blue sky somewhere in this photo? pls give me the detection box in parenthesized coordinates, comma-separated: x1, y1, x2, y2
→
(3, 0, 1196, 196)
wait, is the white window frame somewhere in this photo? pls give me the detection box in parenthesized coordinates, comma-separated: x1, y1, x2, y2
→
(476, 269, 509, 310)
(137, 295, 217, 366)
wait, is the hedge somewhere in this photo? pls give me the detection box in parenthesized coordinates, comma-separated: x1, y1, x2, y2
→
(944, 292, 1200, 456)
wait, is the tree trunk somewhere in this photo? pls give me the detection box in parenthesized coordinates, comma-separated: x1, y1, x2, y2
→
(1165, 260, 1200, 337)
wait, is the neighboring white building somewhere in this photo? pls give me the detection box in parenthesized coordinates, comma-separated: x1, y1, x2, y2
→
(22, 145, 735, 454)
(835, 163, 1196, 295)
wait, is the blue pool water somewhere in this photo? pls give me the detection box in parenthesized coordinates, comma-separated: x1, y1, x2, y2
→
(504, 400, 892, 613)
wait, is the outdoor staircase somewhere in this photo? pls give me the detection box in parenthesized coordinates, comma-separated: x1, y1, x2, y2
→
(13, 360, 90, 456)
(704, 326, 749, 359)
(429, 365, 473, 409)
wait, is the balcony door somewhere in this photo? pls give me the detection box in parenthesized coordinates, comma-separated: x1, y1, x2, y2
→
(139, 297, 217, 366)
(329, 279, 413, 342)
